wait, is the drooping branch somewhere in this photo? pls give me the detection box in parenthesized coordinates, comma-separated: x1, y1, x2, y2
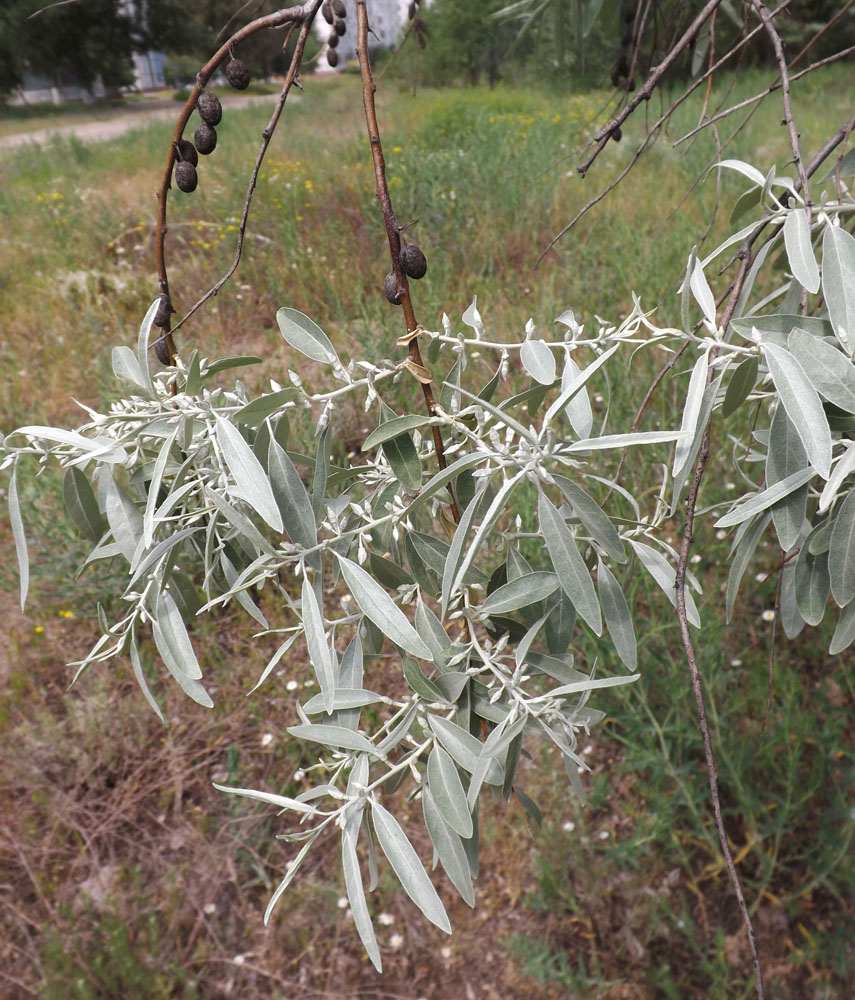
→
(354, 0, 459, 522)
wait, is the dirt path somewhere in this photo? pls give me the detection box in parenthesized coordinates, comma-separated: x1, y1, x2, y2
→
(0, 94, 285, 151)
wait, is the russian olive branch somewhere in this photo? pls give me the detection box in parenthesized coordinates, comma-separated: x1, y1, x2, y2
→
(153, 2, 319, 363)
(354, 0, 460, 523)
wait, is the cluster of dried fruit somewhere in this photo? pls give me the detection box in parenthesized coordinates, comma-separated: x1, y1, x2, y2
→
(384, 242, 427, 305)
(172, 56, 251, 195)
(407, 0, 428, 50)
(322, 0, 347, 68)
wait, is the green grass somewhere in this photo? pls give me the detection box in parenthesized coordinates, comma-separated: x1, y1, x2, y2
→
(1, 63, 854, 998)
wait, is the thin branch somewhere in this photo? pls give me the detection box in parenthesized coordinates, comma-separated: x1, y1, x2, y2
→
(374, 17, 416, 84)
(168, 19, 307, 339)
(354, 0, 459, 522)
(26, 0, 79, 18)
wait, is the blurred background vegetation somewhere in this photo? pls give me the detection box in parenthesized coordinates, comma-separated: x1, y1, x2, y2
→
(0, 1, 853, 998)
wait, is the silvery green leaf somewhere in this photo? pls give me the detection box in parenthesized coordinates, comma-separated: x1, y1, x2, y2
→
(477, 364, 502, 402)
(104, 473, 143, 563)
(461, 296, 484, 336)
(480, 572, 559, 616)
(762, 343, 831, 480)
(63, 466, 104, 544)
(828, 489, 855, 607)
(215, 414, 283, 532)
(213, 782, 319, 814)
(414, 599, 452, 667)
(819, 443, 855, 514)
(690, 258, 716, 328)
(520, 338, 556, 385)
(406, 452, 485, 513)
(544, 589, 576, 654)
(249, 632, 299, 694)
(303, 688, 383, 714)
(142, 426, 179, 548)
(554, 475, 625, 563)
(673, 349, 710, 481)
(538, 492, 602, 635)
(557, 354, 594, 437)
(780, 555, 805, 639)
(302, 575, 336, 712)
(726, 513, 771, 623)
(263, 828, 322, 925)
(421, 787, 475, 907)
(766, 405, 809, 552)
(341, 811, 382, 971)
(822, 224, 855, 353)
(129, 631, 164, 722)
(268, 436, 317, 551)
(567, 430, 690, 452)
(788, 328, 855, 413)
(830, 600, 855, 655)
(629, 539, 700, 627)
(276, 307, 340, 365)
(782, 209, 820, 294)
(203, 486, 277, 557)
(402, 657, 445, 701)
(152, 621, 212, 708)
(515, 613, 550, 671)
(526, 651, 586, 685)
(9, 467, 28, 610)
(714, 468, 815, 528)
(136, 298, 159, 392)
(287, 723, 383, 756)
(716, 158, 765, 188)
(440, 355, 465, 414)
(368, 553, 413, 591)
(219, 550, 268, 628)
(330, 634, 364, 730)
(370, 800, 451, 933)
(428, 715, 502, 784)
(456, 385, 535, 443)
(597, 560, 636, 670)
(235, 389, 298, 427)
(435, 672, 468, 702)
(128, 526, 199, 588)
(363, 415, 429, 450)
(335, 554, 432, 661)
(730, 314, 831, 345)
(13, 425, 117, 458)
(203, 355, 263, 378)
(311, 425, 331, 522)
(112, 345, 150, 392)
(722, 355, 759, 418)
(547, 673, 639, 697)
(381, 430, 422, 493)
(427, 746, 473, 838)
(155, 590, 202, 679)
(794, 548, 830, 626)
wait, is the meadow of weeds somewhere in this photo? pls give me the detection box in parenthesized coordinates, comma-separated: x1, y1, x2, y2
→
(0, 64, 853, 998)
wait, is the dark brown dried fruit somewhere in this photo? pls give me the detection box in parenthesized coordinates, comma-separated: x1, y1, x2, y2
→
(175, 160, 198, 192)
(328, 31, 339, 48)
(611, 125, 622, 142)
(154, 335, 171, 365)
(408, 2, 416, 18)
(197, 91, 222, 126)
(326, 48, 339, 68)
(333, 17, 346, 36)
(384, 272, 403, 305)
(331, 0, 346, 16)
(225, 58, 250, 90)
(194, 123, 217, 154)
(177, 138, 198, 166)
(154, 294, 172, 329)
(400, 243, 427, 279)
(321, 1, 333, 24)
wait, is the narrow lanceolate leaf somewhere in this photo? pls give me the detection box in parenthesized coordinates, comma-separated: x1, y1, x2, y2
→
(823, 224, 855, 353)
(538, 492, 602, 635)
(795, 548, 830, 626)
(722, 355, 759, 419)
(597, 560, 636, 670)
(428, 715, 503, 784)
(427, 746, 473, 838)
(828, 489, 855, 607)
(269, 437, 317, 550)
(783, 208, 820, 294)
(766, 404, 809, 552)
(673, 349, 710, 481)
(690, 257, 716, 328)
(370, 800, 451, 934)
(137, 297, 159, 391)
(363, 415, 429, 450)
(129, 632, 164, 722)
(63, 466, 104, 544)
(629, 539, 701, 628)
(820, 443, 855, 513)
(726, 513, 771, 623)
(302, 575, 336, 713)
(276, 307, 340, 365)
(263, 829, 322, 925)
(155, 590, 202, 679)
(554, 475, 625, 563)
(761, 343, 831, 479)
(342, 813, 382, 972)
(112, 345, 150, 392)
(559, 355, 593, 438)
(830, 600, 855, 655)
(234, 388, 298, 427)
(788, 328, 855, 413)
(215, 415, 283, 532)
(381, 431, 422, 493)
(9, 467, 29, 610)
(480, 572, 559, 616)
(544, 343, 619, 425)
(104, 473, 143, 563)
(422, 788, 475, 907)
(143, 426, 179, 548)
(302, 688, 383, 714)
(714, 468, 816, 528)
(520, 338, 556, 385)
(568, 430, 690, 452)
(287, 723, 384, 756)
(213, 783, 320, 814)
(335, 554, 432, 661)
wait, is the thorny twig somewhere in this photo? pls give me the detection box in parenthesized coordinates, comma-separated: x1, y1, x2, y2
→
(354, 0, 460, 522)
